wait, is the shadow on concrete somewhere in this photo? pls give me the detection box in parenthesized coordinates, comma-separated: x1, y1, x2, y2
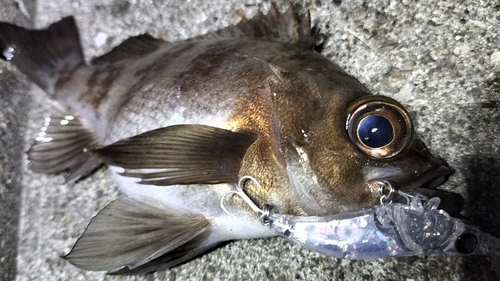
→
(0, 69, 31, 281)
(461, 155, 500, 281)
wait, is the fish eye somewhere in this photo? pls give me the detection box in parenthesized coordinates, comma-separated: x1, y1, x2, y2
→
(346, 95, 414, 159)
(358, 115, 394, 148)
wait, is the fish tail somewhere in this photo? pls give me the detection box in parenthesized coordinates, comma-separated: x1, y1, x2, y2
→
(0, 17, 84, 95)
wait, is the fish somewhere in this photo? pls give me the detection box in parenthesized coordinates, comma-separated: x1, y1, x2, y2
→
(0, 2, 481, 275)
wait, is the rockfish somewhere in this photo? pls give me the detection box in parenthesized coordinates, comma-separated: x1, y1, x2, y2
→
(3, 3, 492, 275)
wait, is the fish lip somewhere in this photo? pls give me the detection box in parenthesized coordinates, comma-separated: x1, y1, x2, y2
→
(400, 163, 455, 193)
(367, 162, 455, 197)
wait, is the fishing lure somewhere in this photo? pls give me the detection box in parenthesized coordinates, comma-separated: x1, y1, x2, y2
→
(223, 176, 500, 259)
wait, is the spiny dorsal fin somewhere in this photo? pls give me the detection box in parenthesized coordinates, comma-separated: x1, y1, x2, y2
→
(27, 114, 102, 182)
(198, 3, 320, 49)
(90, 124, 257, 186)
(90, 3, 320, 66)
(91, 34, 164, 65)
(63, 196, 211, 272)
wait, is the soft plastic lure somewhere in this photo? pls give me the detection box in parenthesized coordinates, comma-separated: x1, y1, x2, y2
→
(223, 176, 500, 259)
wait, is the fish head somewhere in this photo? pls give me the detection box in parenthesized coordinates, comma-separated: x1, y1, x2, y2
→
(272, 64, 454, 216)
(352, 97, 456, 206)
(344, 95, 453, 192)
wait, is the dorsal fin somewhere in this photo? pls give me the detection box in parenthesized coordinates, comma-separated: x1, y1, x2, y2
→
(91, 34, 164, 65)
(197, 3, 320, 49)
(90, 3, 318, 66)
(91, 3, 319, 66)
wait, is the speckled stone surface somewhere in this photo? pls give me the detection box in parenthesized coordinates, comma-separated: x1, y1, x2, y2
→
(1, 0, 500, 280)
(0, 1, 33, 280)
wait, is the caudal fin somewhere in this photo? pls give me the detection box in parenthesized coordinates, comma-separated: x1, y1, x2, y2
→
(0, 17, 84, 94)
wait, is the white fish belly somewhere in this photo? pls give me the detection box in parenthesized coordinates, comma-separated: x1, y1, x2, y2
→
(109, 166, 275, 240)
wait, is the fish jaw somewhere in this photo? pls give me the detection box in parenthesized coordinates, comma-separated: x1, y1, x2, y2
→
(363, 138, 454, 198)
(279, 117, 454, 216)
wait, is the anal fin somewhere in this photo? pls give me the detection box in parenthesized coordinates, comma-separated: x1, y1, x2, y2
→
(109, 232, 222, 275)
(63, 196, 212, 273)
(28, 114, 102, 182)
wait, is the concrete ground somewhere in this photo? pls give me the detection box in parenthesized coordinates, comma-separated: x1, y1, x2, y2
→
(1, 0, 500, 280)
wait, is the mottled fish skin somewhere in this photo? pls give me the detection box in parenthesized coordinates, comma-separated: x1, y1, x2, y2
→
(64, 37, 448, 215)
(0, 3, 456, 274)
(58, 37, 377, 215)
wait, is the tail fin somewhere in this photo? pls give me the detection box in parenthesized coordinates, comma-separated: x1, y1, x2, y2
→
(0, 17, 84, 94)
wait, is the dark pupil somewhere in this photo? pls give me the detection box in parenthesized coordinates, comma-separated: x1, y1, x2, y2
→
(358, 115, 394, 148)
(455, 232, 478, 254)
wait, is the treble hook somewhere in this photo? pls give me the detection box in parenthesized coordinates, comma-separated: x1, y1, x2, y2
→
(220, 176, 271, 225)
(376, 180, 414, 205)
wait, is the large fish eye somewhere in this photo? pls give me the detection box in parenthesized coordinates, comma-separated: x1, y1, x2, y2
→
(358, 115, 394, 148)
(346, 95, 414, 159)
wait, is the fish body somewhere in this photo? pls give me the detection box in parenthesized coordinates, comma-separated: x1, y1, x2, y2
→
(0, 3, 460, 274)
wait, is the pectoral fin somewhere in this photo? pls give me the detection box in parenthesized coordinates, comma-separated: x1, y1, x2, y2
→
(63, 196, 211, 272)
(90, 124, 257, 185)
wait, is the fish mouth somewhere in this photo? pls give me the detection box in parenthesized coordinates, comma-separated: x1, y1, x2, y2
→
(365, 161, 454, 193)
(366, 161, 462, 215)
(399, 162, 454, 192)
(385, 137, 456, 195)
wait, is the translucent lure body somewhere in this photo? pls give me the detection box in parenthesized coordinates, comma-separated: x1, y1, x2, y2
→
(268, 195, 500, 259)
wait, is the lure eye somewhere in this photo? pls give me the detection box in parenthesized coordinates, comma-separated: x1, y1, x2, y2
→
(455, 232, 478, 255)
(346, 95, 413, 159)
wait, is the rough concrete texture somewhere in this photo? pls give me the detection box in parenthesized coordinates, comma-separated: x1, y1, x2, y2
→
(0, 1, 34, 281)
(1, 0, 499, 280)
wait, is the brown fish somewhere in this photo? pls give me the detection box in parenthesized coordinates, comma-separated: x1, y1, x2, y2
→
(0, 3, 456, 274)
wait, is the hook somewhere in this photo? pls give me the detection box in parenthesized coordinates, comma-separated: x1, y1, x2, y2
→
(220, 176, 265, 215)
(220, 176, 272, 225)
(376, 180, 414, 205)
